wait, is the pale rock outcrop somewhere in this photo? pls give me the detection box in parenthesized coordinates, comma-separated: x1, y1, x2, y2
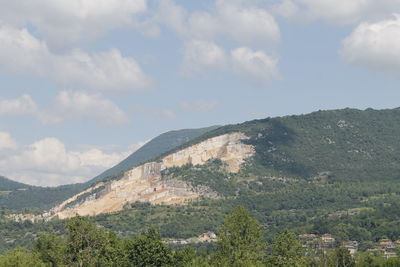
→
(45, 132, 254, 220)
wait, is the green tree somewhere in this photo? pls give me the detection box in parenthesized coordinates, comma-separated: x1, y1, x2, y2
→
(33, 232, 67, 267)
(355, 253, 383, 267)
(329, 247, 355, 267)
(124, 228, 174, 267)
(213, 206, 265, 266)
(65, 216, 125, 267)
(0, 247, 46, 267)
(266, 229, 308, 267)
(384, 258, 400, 267)
(172, 247, 196, 267)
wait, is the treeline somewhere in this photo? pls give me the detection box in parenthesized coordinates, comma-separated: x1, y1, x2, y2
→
(1, 206, 400, 267)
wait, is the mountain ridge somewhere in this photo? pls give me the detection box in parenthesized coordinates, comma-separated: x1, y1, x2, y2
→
(3, 107, 400, 252)
(32, 106, 400, 220)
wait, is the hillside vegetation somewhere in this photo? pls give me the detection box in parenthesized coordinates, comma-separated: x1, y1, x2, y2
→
(92, 108, 400, 246)
(2, 107, 400, 256)
(1, 207, 399, 266)
(0, 176, 30, 191)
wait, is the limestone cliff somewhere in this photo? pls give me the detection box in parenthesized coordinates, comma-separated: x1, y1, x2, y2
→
(46, 132, 254, 219)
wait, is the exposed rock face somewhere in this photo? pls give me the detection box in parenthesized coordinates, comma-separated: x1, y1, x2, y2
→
(162, 132, 254, 172)
(47, 132, 254, 219)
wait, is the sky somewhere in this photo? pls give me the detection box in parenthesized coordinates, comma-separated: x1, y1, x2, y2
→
(0, 0, 400, 186)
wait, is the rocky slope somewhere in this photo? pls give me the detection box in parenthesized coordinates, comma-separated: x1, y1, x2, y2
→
(88, 126, 220, 185)
(0, 126, 220, 212)
(44, 132, 254, 219)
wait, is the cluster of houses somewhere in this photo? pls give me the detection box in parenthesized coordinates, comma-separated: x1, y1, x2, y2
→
(367, 239, 400, 259)
(299, 234, 400, 259)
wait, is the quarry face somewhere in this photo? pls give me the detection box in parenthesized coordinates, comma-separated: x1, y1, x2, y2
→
(47, 132, 255, 219)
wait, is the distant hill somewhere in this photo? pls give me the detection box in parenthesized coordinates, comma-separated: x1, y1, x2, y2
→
(0, 126, 219, 211)
(0, 176, 30, 191)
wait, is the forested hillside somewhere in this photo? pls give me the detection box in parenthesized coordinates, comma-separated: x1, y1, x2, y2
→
(0, 176, 30, 191)
(2, 107, 400, 260)
(171, 107, 400, 182)
(84, 108, 400, 249)
(1, 207, 399, 266)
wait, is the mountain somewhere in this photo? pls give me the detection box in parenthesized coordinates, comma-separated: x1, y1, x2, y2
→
(86, 126, 220, 185)
(4, 107, 400, 251)
(0, 126, 219, 211)
(44, 132, 253, 219)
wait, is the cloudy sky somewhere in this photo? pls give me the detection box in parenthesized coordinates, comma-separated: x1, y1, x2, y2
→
(0, 0, 400, 186)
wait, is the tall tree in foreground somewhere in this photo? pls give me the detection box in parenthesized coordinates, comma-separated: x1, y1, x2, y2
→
(213, 206, 265, 266)
(0, 247, 46, 267)
(33, 232, 67, 266)
(329, 247, 355, 267)
(266, 229, 308, 267)
(124, 227, 174, 267)
(65, 216, 125, 267)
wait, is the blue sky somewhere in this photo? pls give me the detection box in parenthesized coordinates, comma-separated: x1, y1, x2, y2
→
(0, 0, 399, 186)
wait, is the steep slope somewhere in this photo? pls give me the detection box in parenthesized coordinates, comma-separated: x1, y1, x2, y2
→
(45, 132, 254, 219)
(87, 126, 219, 185)
(167, 107, 400, 182)
(0, 126, 219, 211)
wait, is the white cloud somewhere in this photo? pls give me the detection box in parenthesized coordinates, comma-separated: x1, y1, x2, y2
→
(0, 26, 151, 92)
(183, 40, 227, 74)
(0, 92, 128, 126)
(182, 42, 279, 83)
(180, 100, 219, 112)
(270, 0, 301, 19)
(188, 12, 221, 40)
(150, 1, 281, 82)
(0, 94, 37, 115)
(74, 149, 129, 168)
(0, 131, 17, 151)
(341, 15, 400, 77)
(272, 0, 400, 25)
(215, 0, 280, 45)
(45, 91, 129, 126)
(231, 47, 280, 83)
(0, 136, 146, 186)
(155, 0, 188, 36)
(0, 0, 148, 49)
(155, 0, 280, 46)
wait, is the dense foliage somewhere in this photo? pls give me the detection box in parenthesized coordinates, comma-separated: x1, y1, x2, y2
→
(0, 184, 85, 212)
(1, 207, 399, 266)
